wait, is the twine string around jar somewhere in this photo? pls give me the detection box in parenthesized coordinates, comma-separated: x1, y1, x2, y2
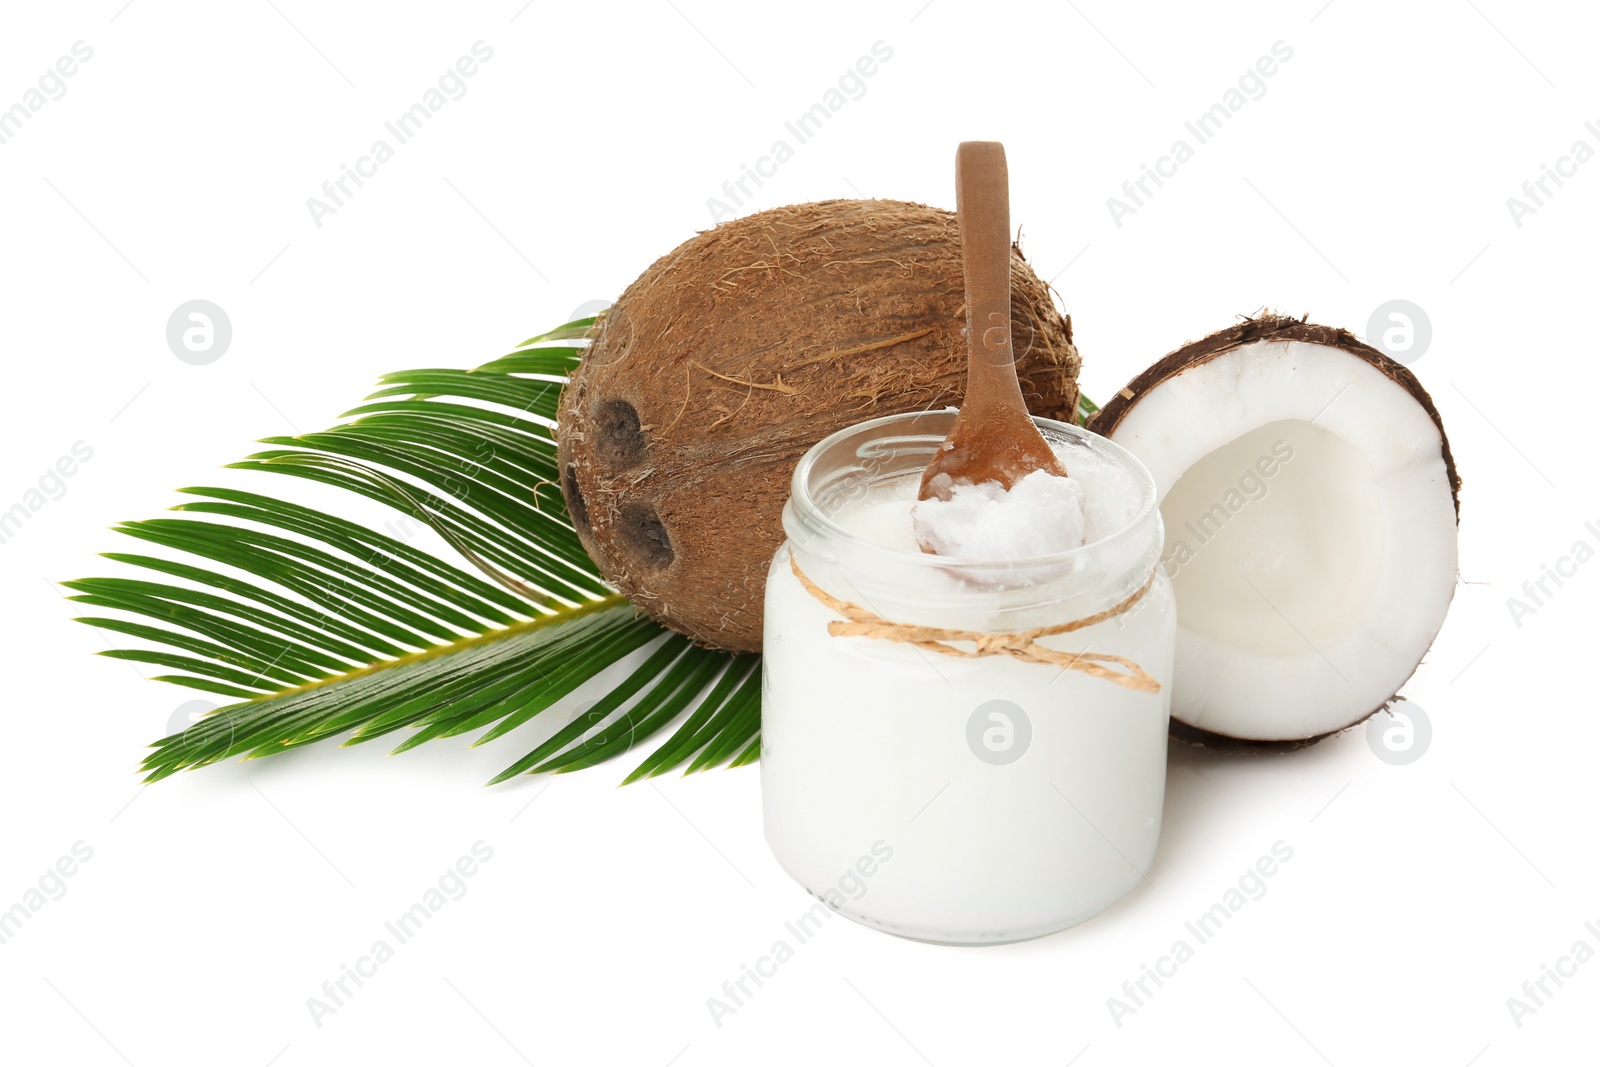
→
(789, 555, 1162, 693)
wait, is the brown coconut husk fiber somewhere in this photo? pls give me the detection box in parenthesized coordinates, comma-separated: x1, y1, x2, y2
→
(558, 199, 1082, 651)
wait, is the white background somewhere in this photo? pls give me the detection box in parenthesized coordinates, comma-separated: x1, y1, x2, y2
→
(1, 1, 1596, 1064)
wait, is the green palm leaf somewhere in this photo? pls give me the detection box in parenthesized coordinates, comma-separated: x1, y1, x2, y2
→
(68, 317, 762, 785)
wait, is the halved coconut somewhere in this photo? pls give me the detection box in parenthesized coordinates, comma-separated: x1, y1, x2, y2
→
(1091, 315, 1460, 751)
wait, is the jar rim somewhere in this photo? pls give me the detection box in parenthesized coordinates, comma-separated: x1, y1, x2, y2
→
(786, 407, 1160, 571)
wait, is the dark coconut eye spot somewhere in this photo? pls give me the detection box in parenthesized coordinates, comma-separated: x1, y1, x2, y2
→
(618, 503, 673, 569)
(562, 463, 590, 535)
(595, 398, 645, 467)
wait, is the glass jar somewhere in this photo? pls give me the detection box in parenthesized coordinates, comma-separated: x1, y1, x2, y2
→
(761, 409, 1175, 945)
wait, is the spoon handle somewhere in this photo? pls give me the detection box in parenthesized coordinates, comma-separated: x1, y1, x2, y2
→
(955, 141, 1025, 417)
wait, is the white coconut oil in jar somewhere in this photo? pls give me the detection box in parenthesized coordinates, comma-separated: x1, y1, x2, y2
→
(761, 410, 1176, 945)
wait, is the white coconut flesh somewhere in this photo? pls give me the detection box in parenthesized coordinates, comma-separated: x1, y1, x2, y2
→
(1102, 336, 1458, 743)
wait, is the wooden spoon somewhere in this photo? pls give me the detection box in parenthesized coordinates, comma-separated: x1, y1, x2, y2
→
(918, 142, 1066, 519)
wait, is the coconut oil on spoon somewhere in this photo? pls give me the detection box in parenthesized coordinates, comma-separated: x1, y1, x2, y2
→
(914, 141, 1085, 558)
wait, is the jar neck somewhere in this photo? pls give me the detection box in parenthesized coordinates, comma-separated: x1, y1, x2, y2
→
(782, 411, 1163, 633)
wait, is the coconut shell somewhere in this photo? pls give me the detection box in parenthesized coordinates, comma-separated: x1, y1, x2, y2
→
(558, 199, 1081, 651)
(1090, 313, 1461, 753)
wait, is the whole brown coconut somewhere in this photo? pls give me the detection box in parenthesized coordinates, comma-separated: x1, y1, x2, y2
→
(558, 199, 1081, 651)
